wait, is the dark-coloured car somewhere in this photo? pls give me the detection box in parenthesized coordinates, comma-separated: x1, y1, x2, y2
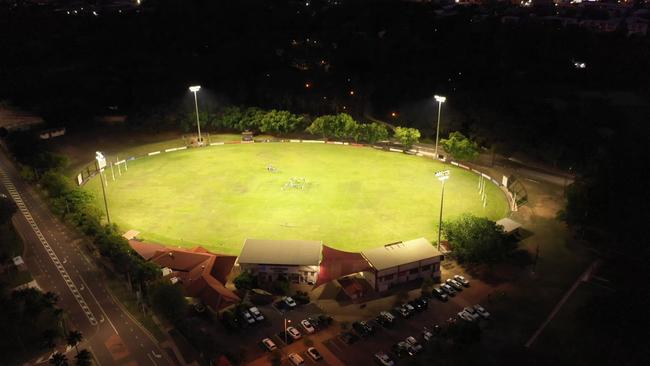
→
(391, 341, 412, 358)
(408, 300, 424, 312)
(339, 332, 359, 344)
(353, 321, 374, 337)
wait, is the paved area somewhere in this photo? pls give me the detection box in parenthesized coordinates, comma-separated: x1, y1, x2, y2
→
(0, 150, 176, 366)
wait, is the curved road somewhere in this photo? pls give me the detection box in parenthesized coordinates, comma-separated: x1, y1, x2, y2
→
(0, 151, 173, 366)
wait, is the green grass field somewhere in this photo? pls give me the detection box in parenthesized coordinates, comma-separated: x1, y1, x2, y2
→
(84, 143, 509, 254)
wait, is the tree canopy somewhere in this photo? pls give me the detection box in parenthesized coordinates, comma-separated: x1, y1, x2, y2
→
(443, 214, 516, 264)
(394, 127, 421, 149)
(150, 281, 188, 324)
(440, 132, 480, 161)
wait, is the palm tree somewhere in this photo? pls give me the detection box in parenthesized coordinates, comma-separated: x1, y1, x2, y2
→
(66, 330, 83, 355)
(75, 349, 92, 366)
(49, 352, 68, 366)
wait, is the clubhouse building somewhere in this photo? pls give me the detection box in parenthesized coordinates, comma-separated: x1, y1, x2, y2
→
(237, 239, 323, 285)
(238, 237, 443, 293)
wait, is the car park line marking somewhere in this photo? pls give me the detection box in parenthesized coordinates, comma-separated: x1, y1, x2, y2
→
(0, 168, 98, 326)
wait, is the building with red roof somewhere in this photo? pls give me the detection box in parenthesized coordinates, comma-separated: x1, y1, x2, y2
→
(129, 240, 240, 311)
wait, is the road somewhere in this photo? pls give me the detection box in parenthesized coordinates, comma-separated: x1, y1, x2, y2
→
(0, 151, 173, 366)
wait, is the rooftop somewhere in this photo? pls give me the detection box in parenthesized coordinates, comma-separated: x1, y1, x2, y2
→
(496, 217, 523, 234)
(361, 238, 442, 271)
(238, 239, 322, 266)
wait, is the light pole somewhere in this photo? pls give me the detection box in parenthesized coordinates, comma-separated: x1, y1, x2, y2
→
(435, 170, 450, 251)
(95, 152, 111, 224)
(284, 318, 291, 345)
(189, 85, 202, 145)
(434, 95, 446, 159)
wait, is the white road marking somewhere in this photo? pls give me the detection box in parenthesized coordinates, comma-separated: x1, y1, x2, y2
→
(1, 167, 98, 326)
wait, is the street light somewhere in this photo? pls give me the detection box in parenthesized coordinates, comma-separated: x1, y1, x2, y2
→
(434, 95, 446, 159)
(435, 170, 450, 252)
(95, 151, 111, 224)
(284, 318, 291, 345)
(188, 85, 202, 145)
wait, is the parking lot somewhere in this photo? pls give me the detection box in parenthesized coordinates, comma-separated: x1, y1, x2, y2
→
(243, 274, 494, 366)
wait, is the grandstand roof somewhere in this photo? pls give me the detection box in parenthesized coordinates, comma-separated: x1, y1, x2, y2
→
(238, 239, 322, 266)
(361, 238, 442, 271)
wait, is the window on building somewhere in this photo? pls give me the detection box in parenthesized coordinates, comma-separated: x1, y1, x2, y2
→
(421, 264, 432, 271)
(398, 271, 408, 277)
(382, 274, 395, 281)
(409, 268, 419, 274)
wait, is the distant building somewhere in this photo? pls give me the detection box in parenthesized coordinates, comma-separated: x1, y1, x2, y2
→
(361, 238, 443, 292)
(237, 239, 322, 284)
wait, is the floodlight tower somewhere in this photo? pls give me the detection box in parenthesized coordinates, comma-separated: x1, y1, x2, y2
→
(434, 95, 446, 159)
(95, 151, 111, 224)
(189, 85, 203, 145)
(435, 170, 450, 252)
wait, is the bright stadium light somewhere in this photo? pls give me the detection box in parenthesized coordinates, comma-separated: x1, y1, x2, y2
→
(435, 170, 450, 251)
(188, 85, 203, 145)
(434, 95, 446, 159)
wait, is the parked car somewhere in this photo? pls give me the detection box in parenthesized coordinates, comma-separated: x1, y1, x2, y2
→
(440, 284, 457, 296)
(288, 352, 305, 366)
(404, 303, 416, 313)
(376, 314, 391, 327)
(408, 300, 424, 312)
(391, 341, 412, 358)
(306, 347, 323, 361)
(283, 296, 297, 308)
(463, 306, 480, 320)
(301, 319, 315, 333)
(393, 305, 410, 318)
(446, 278, 464, 291)
(474, 304, 490, 319)
(405, 336, 423, 354)
(353, 321, 374, 337)
(339, 331, 359, 344)
(286, 326, 302, 340)
(381, 311, 396, 322)
(261, 338, 277, 351)
(422, 328, 434, 342)
(432, 287, 449, 301)
(249, 307, 264, 321)
(418, 296, 429, 308)
(454, 275, 470, 287)
(457, 310, 475, 322)
(374, 351, 395, 366)
(240, 310, 255, 324)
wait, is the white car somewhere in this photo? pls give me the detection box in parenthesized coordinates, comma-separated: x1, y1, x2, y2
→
(306, 347, 323, 361)
(454, 275, 470, 287)
(374, 351, 395, 366)
(405, 336, 423, 353)
(457, 310, 475, 322)
(286, 326, 302, 340)
(240, 310, 255, 324)
(380, 311, 395, 322)
(474, 304, 490, 319)
(261, 338, 277, 351)
(463, 306, 480, 320)
(404, 303, 416, 313)
(446, 278, 464, 291)
(301, 319, 315, 333)
(249, 307, 264, 321)
(288, 352, 305, 366)
(283, 296, 297, 308)
(422, 328, 434, 342)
